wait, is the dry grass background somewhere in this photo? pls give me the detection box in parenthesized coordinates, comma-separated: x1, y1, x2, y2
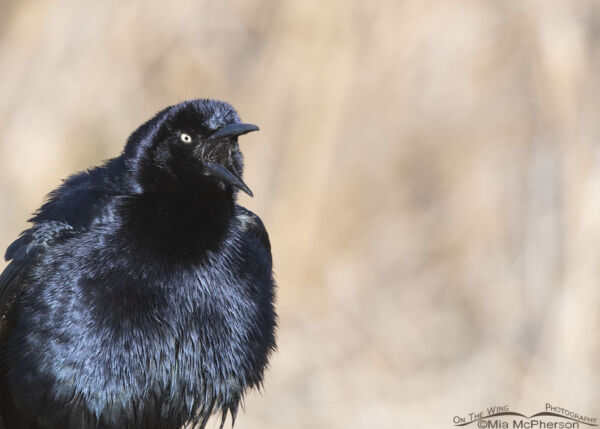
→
(1, 0, 599, 427)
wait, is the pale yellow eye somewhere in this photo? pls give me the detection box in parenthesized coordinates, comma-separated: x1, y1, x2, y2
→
(180, 133, 192, 143)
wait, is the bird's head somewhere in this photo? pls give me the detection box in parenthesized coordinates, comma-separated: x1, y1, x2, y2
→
(126, 99, 258, 197)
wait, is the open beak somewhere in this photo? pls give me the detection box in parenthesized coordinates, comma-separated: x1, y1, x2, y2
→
(204, 161, 254, 197)
(204, 123, 259, 197)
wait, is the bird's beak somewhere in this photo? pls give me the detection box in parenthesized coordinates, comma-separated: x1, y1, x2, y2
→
(208, 123, 259, 140)
(204, 161, 254, 197)
(204, 123, 259, 197)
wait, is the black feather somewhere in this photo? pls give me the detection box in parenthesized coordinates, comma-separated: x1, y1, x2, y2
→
(0, 99, 277, 429)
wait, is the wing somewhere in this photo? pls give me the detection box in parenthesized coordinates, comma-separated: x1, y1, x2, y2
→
(0, 157, 130, 319)
(235, 206, 271, 254)
(0, 160, 133, 428)
(0, 221, 86, 429)
(0, 222, 75, 318)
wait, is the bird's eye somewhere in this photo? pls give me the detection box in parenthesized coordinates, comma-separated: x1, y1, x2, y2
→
(180, 133, 192, 143)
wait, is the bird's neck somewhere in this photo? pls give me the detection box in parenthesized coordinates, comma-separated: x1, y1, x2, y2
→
(120, 179, 235, 260)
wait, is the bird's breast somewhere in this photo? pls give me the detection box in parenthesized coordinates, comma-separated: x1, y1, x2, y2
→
(2, 215, 275, 427)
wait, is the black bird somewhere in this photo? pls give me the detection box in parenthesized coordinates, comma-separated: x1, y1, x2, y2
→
(0, 99, 276, 429)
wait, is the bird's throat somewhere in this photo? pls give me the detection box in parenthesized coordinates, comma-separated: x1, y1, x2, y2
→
(121, 183, 235, 260)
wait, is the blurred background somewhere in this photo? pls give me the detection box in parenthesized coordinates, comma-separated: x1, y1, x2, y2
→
(1, 0, 599, 427)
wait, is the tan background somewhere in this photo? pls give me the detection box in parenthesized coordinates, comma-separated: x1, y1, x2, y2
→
(1, 1, 599, 428)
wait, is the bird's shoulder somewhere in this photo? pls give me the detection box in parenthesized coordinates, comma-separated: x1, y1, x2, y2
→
(0, 157, 132, 318)
(235, 205, 271, 254)
(31, 156, 133, 228)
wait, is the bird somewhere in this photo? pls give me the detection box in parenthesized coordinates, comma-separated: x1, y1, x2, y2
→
(0, 99, 277, 429)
